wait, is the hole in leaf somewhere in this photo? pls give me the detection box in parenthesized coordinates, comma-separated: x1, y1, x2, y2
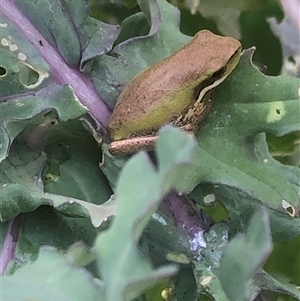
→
(17, 62, 39, 88)
(287, 56, 296, 64)
(282, 199, 296, 217)
(276, 109, 281, 115)
(286, 206, 296, 217)
(43, 111, 59, 126)
(0, 66, 6, 76)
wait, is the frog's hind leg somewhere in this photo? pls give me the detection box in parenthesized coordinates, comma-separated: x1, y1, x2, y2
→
(108, 135, 157, 156)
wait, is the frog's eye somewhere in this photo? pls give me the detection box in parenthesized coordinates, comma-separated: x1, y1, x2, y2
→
(213, 67, 226, 78)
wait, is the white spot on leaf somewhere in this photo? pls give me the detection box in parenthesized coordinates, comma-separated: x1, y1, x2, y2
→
(0, 23, 8, 28)
(18, 53, 27, 60)
(152, 212, 167, 226)
(14, 100, 24, 107)
(166, 252, 190, 264)
(1, 38, 9, 46)
(200, 276, 212, 286)
(204, 194, 216, 204)
(9, 44, 18, 52)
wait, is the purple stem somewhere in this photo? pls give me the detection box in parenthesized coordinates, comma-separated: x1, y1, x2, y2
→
(0, 0, 111, 126)
(163, 191, 211, 259)
(0, 215, 22, 275)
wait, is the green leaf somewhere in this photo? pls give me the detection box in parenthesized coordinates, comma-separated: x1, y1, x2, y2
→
(0, 0, 118, 160)
(42, 120, 113, 207)
(0, 83, 88, 162)
(217, 207, 272, 301)
(176, 49, 300, 217)
(120, 0, 138, 9)
(1, 247, 105, 301)
(166, 266, 198, 301)
(191, 209, 293, 301)
(7, 206, 98, 271)
(95, 126, 197, 301)
(66, 242, 95, 267)
(214, 185, 300, 243)
(254, 270, 300, 300)
(0, 140, 114, 228)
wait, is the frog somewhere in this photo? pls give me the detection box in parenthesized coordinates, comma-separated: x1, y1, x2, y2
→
(107, 30, 242, 156)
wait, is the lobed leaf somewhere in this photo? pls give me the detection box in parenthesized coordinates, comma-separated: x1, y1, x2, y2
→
(1, 247, 105, 301)
(95, 126, 197, 301)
